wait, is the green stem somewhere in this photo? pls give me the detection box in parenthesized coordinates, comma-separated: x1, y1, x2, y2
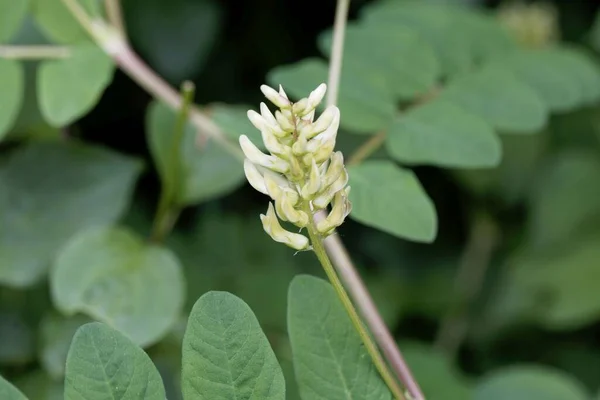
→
(302, 202, 407, 400)
(150, 81, 195, 242)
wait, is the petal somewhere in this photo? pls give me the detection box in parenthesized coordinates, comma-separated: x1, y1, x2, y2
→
(243, 159, 268, 195)
(261, 203, 309, 250)
(261, 84, 291, 109)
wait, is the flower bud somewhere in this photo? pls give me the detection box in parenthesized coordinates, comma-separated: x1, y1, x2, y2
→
(239, 135, 289, 173)
(264, 174, 299, 205)
(301, 158, 321, 199)
(317, 190, 351, 235)
(321, 151, 344, 188)
(275, 110, 295, 132)
(300, 106, 338, 140)
(277, 195, 309, 227)
(243, 159, 267, 195)
(313, 168, 349, 209)
(261, 203, 309, 250)
(261, 84, 291, 109)
(261, 128, 288, 156)
(306, 83, 327, 112)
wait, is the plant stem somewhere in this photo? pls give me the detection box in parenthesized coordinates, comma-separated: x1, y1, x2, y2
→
(322, 0, 424, 398)
(348, 131, 387, 166)
(0, 45, 71, 59)
(105, 0, 126, 39)
(303, 203, 407, 400)
(435, 213, 500, 359)
(150, 81, 195, 242)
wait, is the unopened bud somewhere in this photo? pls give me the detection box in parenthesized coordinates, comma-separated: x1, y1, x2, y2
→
(275, 110, 295, 132)
(261, 203, 309, 250)
(317, 190, 351, 234)
(313, 168, 349, 209)
(239, 135, 289, 173)
(261, 85, 291, 109)
(301, 158, 321, 199)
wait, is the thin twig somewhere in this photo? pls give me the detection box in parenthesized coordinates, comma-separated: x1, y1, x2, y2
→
(434, 213, 500, 359)
(0, 45, 71, 60)
(105, 0, 126, 39)
(321, 0, 425, 399)
(348, 131, 387, 166)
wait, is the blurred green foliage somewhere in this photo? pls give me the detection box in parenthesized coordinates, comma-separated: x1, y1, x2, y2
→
(2, 0, 600, 399)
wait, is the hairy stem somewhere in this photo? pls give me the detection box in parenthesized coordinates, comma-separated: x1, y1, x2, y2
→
(322, 0, 425, 398)
(435, 213, 500, 358)
(303, 203, 406, 400)
(0, 45, 70, 59)
(150, 81, 195, 242)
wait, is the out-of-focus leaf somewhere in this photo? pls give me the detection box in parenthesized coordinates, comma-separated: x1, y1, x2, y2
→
(0, 141, 142, 287)
(124, 0, 221, 82)
(147, 101, 244, 206)
(473, 366, 588, 400)
(453, 132, 548, 205)
(400, 341, 472, 400)
(361, 1, 473, 76)
(527, 150, 600, 248)
(442, 66, 548, 133)
(0, 0, 29, 42)
(39, 313, 91, 379)
(287, 275, 392, 400)
(181, 291, 285, 400)
(349, 160, 437, 242)
(318, 23, 439, 99)
(51, 227, 185, 347)
(455, 9, 516, 62)
(0, 59, 25, 140)
(31, 0, 101, 43)
(507, 234, 600, 330)
(210, 103, 265, 149)
(0, 374, 27, 400)
(386, 100, 501, 168)
(65, 322, 166, 400)
(268, 58, 395, 134)
(14, 371, 63, 400)
(38, 45, 114, 126)
(553, 47, 600, 105)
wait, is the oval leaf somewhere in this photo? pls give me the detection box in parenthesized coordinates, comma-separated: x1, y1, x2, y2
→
(182, 291, 285, 399)
(147, 101, 245, 206)
(38, 45, 114, 126)
(0, 0, 30, 42)
(64, 322, 166, 400)
(287, 275, 392, 400)
(474, 366, 588, 400)
(51, 226, 185, 347)
(0, 141, 142, 287)
(349, 160, 437, 242)
(0, 59, 25, 140)
(386, 100, 501, 168)
(442, 66, 548, 133)
(319, 23, 440, 98)
(268, 58, 395, 134)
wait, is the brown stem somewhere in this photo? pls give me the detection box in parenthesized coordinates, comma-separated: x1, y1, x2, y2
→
(348, 131, 387, 166)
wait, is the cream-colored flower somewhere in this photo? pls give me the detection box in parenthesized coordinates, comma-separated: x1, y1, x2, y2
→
(240, 83, 351, 251)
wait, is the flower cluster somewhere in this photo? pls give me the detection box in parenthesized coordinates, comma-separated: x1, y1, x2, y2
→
(239, 83, 351, 251)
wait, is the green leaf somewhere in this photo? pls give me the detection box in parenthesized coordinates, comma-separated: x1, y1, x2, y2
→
(386, 100, 501, 168)
(64, 322, 166, 400)
(0, 141, 142, 287)
(287, 275, 392, 400)
(455, 9, 516, 62)
(318, 23, 439, 99)
(268, 58, 395, 134)
(527, 150, 600, 248)
(501, 49, 583, 112)
(0, 374, 27, 400)
(473, 366, 588, 400)
(211, 103, 265, 150)
(400, 342, 472, 400)
(361, 1, 473, 76)
(181, 291, 285, 399)
(31, 0, 101, 44)
(0, 0, 30, 42)
(442, 66, 548, 133)
(147, 101, 244, 206)
(508, 234, 600, 330)
(123, 0, 222, 83)
(348, 160, 437, 242)
(39, 313, 91, 379)
(51, 226, 185, 347)
(38, 45, 114, 126)
(0, 59, 25, 140)
(552, 47, 600, 105)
